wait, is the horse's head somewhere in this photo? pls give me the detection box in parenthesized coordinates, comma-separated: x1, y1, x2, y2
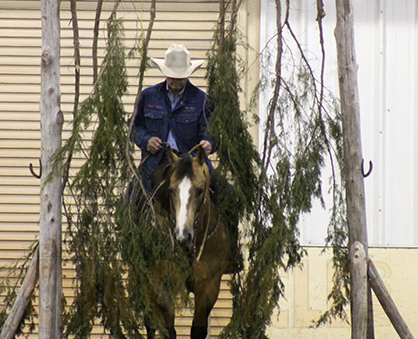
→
(167, 146, 210, 248)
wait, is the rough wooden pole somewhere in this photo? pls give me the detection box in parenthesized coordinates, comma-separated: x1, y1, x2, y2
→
(39, 0, 63, 338)
(350, 241, 368, 339)
(0, 247, 39, 339)
(334, 1, 370, 338)
(368, 260, 415, 339)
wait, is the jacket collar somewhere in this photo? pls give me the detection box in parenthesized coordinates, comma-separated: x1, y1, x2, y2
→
(158, 79, 197, 103)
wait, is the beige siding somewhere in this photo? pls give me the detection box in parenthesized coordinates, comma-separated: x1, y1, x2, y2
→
(0, 0, 233, 337)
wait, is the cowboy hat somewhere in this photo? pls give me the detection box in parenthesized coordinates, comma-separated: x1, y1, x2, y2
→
(151, 44, 204, 79)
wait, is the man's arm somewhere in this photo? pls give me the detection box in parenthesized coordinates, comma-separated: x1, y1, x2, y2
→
(132, 94, 154, 152)
(198, 95, 216, 155)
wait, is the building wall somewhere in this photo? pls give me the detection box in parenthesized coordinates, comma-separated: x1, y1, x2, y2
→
(260, 0, 418, 247)
(268, 246, 418, 339)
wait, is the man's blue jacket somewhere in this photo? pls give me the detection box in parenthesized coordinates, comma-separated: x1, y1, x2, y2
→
(133, 80, 215, 190)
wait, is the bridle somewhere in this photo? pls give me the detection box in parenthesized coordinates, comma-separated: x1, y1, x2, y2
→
(149, 144, 221, 261)
(167, 166, 221, 262)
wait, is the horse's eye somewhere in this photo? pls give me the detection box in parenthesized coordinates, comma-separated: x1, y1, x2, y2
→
(196, 188, 204, 197)
(169, 187, 175, 196)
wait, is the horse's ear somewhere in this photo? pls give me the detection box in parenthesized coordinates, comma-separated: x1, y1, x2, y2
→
(196, 145, 206, 166)
(166, 146, 179, 165)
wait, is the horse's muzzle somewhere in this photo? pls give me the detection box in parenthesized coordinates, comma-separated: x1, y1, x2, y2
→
(174, 228, 193, 248)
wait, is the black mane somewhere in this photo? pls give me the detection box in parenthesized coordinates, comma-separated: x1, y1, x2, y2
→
(175, 154, 194, 180)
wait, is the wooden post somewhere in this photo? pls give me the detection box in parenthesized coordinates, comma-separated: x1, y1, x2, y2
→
(350, 242, 368, 339)
(0, 247, 39, 339)
(334, 0, 370, 337)
(39, 0, 63, 338)
(368, 260, 415, 339)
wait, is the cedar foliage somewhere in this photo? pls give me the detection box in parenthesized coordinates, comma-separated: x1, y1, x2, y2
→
(60, 19, 191, 338)
(60, 20, 138, 338)
(205, 1, 348, 337)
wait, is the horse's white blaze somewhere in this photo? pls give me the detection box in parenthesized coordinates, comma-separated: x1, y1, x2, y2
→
(176, 176, 192, 240)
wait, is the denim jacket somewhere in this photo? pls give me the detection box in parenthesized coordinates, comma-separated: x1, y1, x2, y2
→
(133, 80, 215, 190)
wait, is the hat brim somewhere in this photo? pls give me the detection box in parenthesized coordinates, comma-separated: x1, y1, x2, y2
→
(151, 58, 204, 78)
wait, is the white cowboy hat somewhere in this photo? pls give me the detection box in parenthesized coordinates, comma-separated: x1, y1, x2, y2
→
(151, 44, 204, 79)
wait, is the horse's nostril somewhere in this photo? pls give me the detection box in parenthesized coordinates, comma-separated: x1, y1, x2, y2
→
(174, 230, 180, 240)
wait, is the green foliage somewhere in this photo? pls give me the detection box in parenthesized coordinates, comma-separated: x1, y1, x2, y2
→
(205, 2, 348, 337)
(206, 34, 260, 222)
(58, 20, 139, 338)
(58, 19, 193, 338)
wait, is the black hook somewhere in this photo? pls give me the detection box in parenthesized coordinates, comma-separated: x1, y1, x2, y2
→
(361, 159, 373, 178)
(29, 159, 42, 179)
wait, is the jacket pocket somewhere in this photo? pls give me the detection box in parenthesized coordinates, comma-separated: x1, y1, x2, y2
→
(144, 110, 165, 133)
(177, 113, 199, 137)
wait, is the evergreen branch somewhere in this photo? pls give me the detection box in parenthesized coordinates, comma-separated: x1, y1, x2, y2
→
(125, 0, 157, 219)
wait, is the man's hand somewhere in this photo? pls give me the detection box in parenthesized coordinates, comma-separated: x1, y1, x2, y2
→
(147, 137, 162, 154)
(199, 140, 212, 156)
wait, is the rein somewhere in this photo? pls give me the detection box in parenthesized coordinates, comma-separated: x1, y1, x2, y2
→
(195, 194, 221, 262)
(146, 143, 220, 261)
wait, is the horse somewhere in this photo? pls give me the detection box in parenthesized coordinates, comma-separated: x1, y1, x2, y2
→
(144, 146, 234, 339)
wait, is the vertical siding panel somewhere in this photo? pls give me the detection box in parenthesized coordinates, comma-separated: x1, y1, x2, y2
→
(260, 0, 418, 247)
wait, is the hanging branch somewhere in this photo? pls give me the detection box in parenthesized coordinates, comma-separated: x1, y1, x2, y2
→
(221, 0, 345, 335)
(255, 0, 282, 224)
(70, 0, 81, 118)
(108, 0, 121, 23)
(125, 0, 157, 216)
(219, 0, 225, 51)
(135, 0, 156, 102)
(92, 0, 104, 85)
(62, 20, 139, 338)
(62, 0, 81, 193)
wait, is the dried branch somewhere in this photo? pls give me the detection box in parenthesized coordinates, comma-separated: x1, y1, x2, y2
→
(126, 0, 157, 215)
(62, 0, 81, 194)
(229, 0, 242, 38)
(108, 0, 121, 23)
(255, 0, 282, 223)
(136, 0, 156, 99)
(219, 0, 225, 52)
(92, 0, 104, 85)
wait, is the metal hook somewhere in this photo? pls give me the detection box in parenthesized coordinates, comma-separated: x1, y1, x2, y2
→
(29, 159, 42, 179)
(361, 159, 373, 178)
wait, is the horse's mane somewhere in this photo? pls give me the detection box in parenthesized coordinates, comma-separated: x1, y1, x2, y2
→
(174, 154, 194, 181)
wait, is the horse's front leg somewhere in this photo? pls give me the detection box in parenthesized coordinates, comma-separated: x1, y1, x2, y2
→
(191, 262, 222, 339)
(144, 301, 176, 339)
(161, 307, 176, 339)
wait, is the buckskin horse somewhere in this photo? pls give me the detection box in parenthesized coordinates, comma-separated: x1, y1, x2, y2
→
(144, 145, 233, 339)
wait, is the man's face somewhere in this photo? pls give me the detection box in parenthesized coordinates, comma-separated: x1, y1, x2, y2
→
(167, 77, 187, 94)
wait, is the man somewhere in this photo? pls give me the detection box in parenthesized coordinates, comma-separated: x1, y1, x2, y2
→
(132, 44, 215, 192)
